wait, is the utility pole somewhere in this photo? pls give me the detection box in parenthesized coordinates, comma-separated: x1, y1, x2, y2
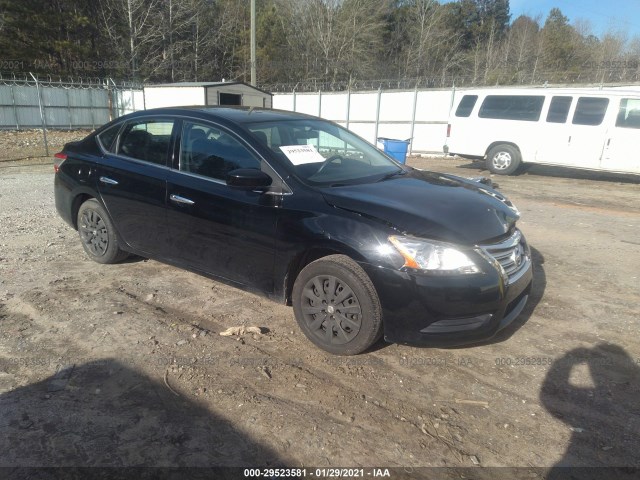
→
(250, 0, 256, 86)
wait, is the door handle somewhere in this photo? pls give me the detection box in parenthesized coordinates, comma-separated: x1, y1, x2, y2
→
(606, 138, 611, 146)
(99, 176, 118, 185)
(170, 194, 195, 206)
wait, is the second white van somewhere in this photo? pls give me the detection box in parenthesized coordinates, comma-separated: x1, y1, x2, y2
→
(444, 88, 640, 175)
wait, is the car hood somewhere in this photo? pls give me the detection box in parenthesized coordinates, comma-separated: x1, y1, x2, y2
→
(320, 169, 520, 245)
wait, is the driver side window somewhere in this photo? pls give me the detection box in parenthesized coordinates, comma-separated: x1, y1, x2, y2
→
(180, 121, 261, 181)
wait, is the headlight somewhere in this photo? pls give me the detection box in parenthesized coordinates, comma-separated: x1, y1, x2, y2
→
(388, 235, 480, 274)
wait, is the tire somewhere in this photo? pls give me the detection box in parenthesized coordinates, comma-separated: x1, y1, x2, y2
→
(486, 144, 522, 175)
(292, 254, 383, 355)
(77, 198, 129, 264)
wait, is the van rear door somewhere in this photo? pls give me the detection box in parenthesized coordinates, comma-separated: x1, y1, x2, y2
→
(564, 97, 610, 169)
(535, 96, 573, 165)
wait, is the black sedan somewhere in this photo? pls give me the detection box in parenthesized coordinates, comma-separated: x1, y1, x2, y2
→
(54, 107, 533, 355)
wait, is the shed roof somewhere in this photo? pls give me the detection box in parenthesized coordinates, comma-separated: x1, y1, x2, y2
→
(144, 81, 272, 96)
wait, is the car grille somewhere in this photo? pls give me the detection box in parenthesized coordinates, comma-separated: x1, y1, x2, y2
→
(480, 230, 530, 283)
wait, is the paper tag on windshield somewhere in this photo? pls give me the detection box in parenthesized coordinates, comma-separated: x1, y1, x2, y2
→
(279, 145, 325, 165)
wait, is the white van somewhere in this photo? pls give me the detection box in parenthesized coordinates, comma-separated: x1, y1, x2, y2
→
(444, 88, 640, 175)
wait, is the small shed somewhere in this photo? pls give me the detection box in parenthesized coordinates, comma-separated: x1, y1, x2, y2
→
(143, 81, 273, 109)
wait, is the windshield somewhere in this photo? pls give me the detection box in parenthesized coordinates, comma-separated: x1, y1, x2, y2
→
(245, 119, 402, 186)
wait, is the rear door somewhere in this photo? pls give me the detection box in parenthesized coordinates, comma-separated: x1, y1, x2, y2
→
(535, 95, 573, 164)
(96, 117, 176, 256)
(165, 120, 280, 293)
(564, 97, 610, 169)
(600, 97, 640, 174)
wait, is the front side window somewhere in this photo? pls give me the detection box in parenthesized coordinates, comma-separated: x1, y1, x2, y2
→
(117, 119, 174, 165)
(180, 121, 261, 181)
(615, 98, 640, 129)
(478, 95, 545, 121)
(455, 95, 478, 117)
(546, 96, 572, 124)
(245, 119, 401, 186)
(572, 97, 609, 126)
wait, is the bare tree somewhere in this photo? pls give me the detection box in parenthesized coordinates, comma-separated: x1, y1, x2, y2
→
(277, 0, 388, 86)
(402, 0, 450, 77)
(99, 0, 162, 80)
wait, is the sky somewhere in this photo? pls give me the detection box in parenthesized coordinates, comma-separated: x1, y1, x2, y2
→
(509, 0, 640, 37)
(440, 0, 640, 38)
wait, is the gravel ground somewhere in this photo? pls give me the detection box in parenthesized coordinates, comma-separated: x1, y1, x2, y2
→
(0, 154, 639, 477)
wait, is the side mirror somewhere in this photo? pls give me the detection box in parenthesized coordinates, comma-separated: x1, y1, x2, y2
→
(226, 168, 272, 190)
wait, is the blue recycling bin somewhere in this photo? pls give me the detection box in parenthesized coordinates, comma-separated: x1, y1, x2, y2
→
(377, 137, 411, 164)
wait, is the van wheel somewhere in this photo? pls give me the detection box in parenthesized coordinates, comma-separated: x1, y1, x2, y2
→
(486, 144, 521, 175)
(292, 255, 382, 355)
(77, 198, 129, 264)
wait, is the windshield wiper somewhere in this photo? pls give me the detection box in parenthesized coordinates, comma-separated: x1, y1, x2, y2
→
(376, 169, 407, 182)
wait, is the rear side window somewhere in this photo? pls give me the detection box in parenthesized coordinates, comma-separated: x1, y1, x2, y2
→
(117, 119, 175, 165)
(455, 95, 478, 117)
(546, 96, 572, 123)
(97, 124, 121, 152)
(615, 98, 640, 129)
(479, 95, 545, 121)
(572, 97, 609, 126)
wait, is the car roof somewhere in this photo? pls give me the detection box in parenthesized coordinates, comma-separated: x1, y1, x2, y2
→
(124, 106, 321, 125)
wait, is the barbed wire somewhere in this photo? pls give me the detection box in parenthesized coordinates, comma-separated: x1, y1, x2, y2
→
(0, 72, 142, 89)
(3, 69, 639, 93)
(262, 70, 640, 93)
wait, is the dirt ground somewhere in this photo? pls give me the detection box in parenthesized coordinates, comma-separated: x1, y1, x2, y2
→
(0, 131, 639, 477)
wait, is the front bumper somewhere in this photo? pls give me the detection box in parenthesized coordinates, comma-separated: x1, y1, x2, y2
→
(362, 256, 533, 347)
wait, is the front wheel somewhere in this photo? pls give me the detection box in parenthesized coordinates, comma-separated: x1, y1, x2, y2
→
(292, 255, 383, 355)
(486, 144, 522, 175)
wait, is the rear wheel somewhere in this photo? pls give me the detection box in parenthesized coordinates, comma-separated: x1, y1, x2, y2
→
(77, 198, 129, 264)
(292, 255, 382, 355)
(486, 144, 521, 175)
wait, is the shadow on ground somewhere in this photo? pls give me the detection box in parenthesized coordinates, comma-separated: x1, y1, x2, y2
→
(0, 359, 282, 475)
(540, 343, 640, 478)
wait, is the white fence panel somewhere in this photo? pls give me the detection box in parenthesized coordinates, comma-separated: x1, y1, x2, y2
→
(320, 93, 348, 122)
(379, 91, 414, 122)
(349, 92, 378, 122)
(415, 90, 454, 121)
(273, 94, 294, 111)
(295, 93, 321, 116)
(273, 88, 454, 153)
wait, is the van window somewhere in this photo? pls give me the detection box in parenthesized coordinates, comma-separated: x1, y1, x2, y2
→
(546, 96, 572, 123)
(478, 95, 545, 121)
(615, 98, 640, 129)
(572, 97, 609, 126)
(455, 95, 478, 117)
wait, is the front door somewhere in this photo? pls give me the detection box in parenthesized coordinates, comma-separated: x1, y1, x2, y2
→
(166, 120, 279, 293)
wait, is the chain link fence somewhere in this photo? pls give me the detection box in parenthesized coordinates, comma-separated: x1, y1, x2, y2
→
(0, 73, 143, 163)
